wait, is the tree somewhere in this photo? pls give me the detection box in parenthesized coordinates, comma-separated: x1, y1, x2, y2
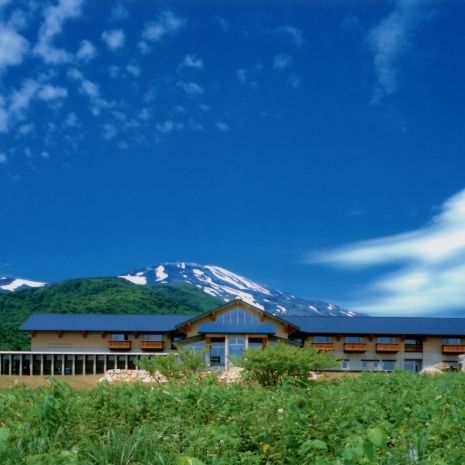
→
(235, 342, 337, 386)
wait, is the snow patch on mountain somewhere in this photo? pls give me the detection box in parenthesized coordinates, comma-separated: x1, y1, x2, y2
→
(0, 277, 46, 292)
(120, 262, 359, 317)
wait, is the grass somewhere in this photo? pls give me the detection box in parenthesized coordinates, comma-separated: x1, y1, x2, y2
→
(0, 375, 102, 389)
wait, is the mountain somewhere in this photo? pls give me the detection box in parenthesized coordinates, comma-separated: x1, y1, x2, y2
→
(0, 278, 222, 350)
(120, 262, 358, 317)
(0, 276, 46, 292)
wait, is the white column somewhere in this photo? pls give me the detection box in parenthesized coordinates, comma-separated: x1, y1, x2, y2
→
(61, 355, 65, 376)
(51, 356, 55, 376)
(93, 356, 97, 375)
(225, 336, 229, 370)
(40, 355, 44, 376)
(72, 355, 75, 376)
(19, 355, 23, 376)
(8, 355, 12, 376)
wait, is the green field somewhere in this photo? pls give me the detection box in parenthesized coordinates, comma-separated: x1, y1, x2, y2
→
(0, 371, 463, 464)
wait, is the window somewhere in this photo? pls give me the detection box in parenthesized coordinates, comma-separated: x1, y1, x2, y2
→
(183, 340, 205, 353)
(404, 338, 423, 352)
(404, 359, 422, 372)
(229, 336, 246, 360)
(361, 360, 382, 371)
(345, 336, 364, 343)
(382, 360, 396, 372)
(443, 338, 462, 345)
(377, 337, 396, 343)
(111, 333, 128, 341)
(313, 335, 332, 343)
(341, 359, 350, 370)
(219, 308, 257, 324)
(143, 334, 163, 341)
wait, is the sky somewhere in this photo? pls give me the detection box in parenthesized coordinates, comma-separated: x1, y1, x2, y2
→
(1, 0, 465, 317)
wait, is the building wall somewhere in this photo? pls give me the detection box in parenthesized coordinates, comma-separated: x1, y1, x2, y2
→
(31, 332, 172, 353)
(305, 335, 462, 370)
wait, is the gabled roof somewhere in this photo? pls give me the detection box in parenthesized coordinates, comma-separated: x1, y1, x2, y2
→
(286, 316, 465, 336)
(175, 299, 298, 329)
(20, 313, 191, 332)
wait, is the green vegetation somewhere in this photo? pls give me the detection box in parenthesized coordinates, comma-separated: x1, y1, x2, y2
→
(235, 342, 337, 386)
(0, 278, 222, 350)
(139, 348, 207, 382)
(0, 372, 464, 464)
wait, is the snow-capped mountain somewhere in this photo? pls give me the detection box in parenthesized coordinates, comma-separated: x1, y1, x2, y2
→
(0, 276, 46, 292)
(119, 262, 359, 317)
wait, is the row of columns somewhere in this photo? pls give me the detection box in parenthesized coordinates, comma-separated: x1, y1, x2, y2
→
(0, 353, 150, 376)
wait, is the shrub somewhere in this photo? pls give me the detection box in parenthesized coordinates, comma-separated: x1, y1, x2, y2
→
(139, 347, 206, 381)
(235, 342, 337, 386)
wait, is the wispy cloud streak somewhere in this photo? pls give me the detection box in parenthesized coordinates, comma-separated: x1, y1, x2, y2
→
(312, 189, 465, 315)
(368, 0, 422, 105)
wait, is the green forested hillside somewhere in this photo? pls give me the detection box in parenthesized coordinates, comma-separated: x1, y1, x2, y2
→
(0, 278, 222, 350)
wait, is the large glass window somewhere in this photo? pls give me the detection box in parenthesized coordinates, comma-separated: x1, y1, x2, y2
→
(443, 338, 461, 345)
(229, 336, 246, 360)
(210, 338, 225, 366)
(341, 359, 350, 370)
(111, 333, 128, 341)
(405, 338, 423, 352)
(361, 360, 381, 371)
(382, 360, 396, 372)
(404, 359, 422, 372)
(248, 337, 264, 349)
(313, 335, 332, 343)
(220, 308, 257, 324)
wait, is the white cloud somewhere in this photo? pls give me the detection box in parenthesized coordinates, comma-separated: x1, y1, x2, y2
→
(289, 75, 301, 89)
(273, 54, 292, 70)
(179, 54, 203, 70)
(0, 25, 28, 70)
(34, 0, 83, 64)
(126, 63, 140, 76)
(177, 80, 204, 97)
(313, 188, 465, 315)
(37, 84, 68, 101)
(40, 150, 50, 159)
(63, 111, 77, 127)
(0, 152, 7, 164)
(76, 40, 96, 61)
(140, 10, 185, 51)
(216, 122, 230, 132)
(237, 69, 246, 83)
(277, 26, 304, 46)
(10, 79, 39, 115)
(0, 97, 8, 132)
(156, 119, 183, 134)
(111, 4, 129, 21)
(18, 122, 34, 135)
(102, 123, 116, 140)
(101, 29, 125, 50)
(368, 0, 422, 105)
(80, 79, 99, 98)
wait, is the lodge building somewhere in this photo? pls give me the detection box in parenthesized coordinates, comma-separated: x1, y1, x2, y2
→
(2, 300, 465, 376)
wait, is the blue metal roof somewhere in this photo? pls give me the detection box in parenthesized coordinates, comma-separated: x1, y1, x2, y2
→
(20, 312, 465, 337)
(198, 323, 276, 334)
(286, 316, 465, 336)
(20, 313, 191, 332)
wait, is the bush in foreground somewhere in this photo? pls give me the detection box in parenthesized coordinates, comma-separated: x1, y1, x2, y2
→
(235, 342, 337, 385)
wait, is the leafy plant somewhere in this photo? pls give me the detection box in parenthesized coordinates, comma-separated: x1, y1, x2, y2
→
(235, 342, 337, 385)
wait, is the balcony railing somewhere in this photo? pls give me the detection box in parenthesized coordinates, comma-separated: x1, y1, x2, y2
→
(376, 343, 400, 353)
(108, 341, 131, 350)
(344, 343, 367, 352)
(140, 341, 164, 350)
(312, 343, 335, 351)
(442, 344, 465, 354)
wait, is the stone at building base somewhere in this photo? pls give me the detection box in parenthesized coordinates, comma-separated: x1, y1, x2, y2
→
(99, 369, 167, 384)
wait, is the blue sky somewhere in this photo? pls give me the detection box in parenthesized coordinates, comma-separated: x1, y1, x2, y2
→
(1, 0, 465, 316)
